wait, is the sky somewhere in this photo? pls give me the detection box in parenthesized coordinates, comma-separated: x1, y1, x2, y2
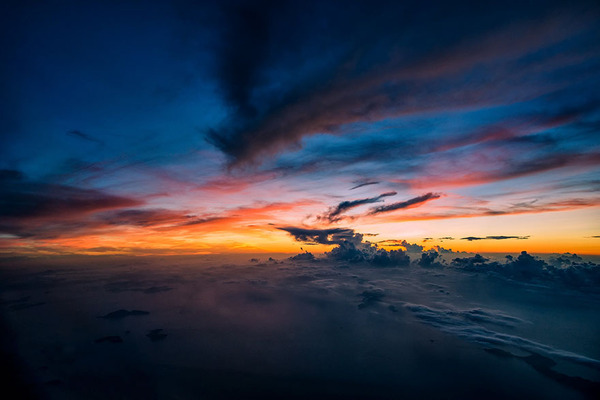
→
(1, 0, 599, 256)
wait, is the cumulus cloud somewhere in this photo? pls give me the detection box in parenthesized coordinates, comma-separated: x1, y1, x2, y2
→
(450, 251, 600, 287)
(289, 252, 316, 261)
(327, 242, 411, 266)
(281, 225, 599, 287)
(277, 226, 361, 245)
(418, 251, 444, 268)
(431, 245, 460, 254)
(548, 253, 583, 268)
(280, 226, 411, 266)
(378, 239, 424, 253)
(451, 254, 500, 271)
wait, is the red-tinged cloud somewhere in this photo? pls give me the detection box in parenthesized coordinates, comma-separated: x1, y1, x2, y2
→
(377, 197, 600, 223)
(0, 190, 319, 245)
(402, 152, 600, 190)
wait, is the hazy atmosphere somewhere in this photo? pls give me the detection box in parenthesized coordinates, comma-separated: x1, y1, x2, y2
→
(1, 0, 599, 398)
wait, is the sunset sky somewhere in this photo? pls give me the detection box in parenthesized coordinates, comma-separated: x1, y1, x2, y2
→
(1, 0, 599, 256)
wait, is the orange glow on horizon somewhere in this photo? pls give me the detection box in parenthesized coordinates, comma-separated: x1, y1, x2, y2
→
(1, 196, 598, 257)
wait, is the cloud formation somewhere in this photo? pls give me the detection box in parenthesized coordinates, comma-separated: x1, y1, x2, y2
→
(205, 1, 600, 166)
(282, 225, 599, 288)
(368, 193, 441, 215)
(461, 235, 530, 241)
(319, 191, 396, 222)
(404, 303, 600, 369)
(0, 170, 141, 221)
(349, 181, 380, 190)
(450, 251, 600, 287)
(277, 227, 361, 245)
(280, 226, 411, 266)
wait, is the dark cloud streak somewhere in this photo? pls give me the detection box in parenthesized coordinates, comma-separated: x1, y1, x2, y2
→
(368, 193, 441, 215)
(0, 170, 141, 220)
(320, 191, 396, 222)
(350, 181, 380, 190)
(461, 236, 531, 241)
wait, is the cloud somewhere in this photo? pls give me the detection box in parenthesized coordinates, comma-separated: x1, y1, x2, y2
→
(210, 0, 277, 121)
(405, 151, 600, 190)
(319, 191, 396, 222)
(349, 181, 380, 190)
(431, 245, 462, 254)
(548, 253, 583, 268)
(368, 193, 441, 215)
(289, 252, 316, 262)
(0, 170, 141, 221)
(277, 226, 361, 245)
(418, 251, 444, 268)
(451, 254, 500, 271)
(461, 235, 530, 241)
(99, 209, 194, 227)
(326, 241, 411, 266)
(377, 196, 599, 224)
(378, 239, 424, 253)
(280, 226, 411, 266)
(449, 251, 600, 287)
(404, 302, 600, 369)
(205, 2, 599, 166)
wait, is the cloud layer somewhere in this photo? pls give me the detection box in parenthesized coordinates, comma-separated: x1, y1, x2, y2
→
(280, 226, 600, 288)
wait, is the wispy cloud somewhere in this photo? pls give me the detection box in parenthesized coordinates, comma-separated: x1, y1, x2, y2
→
(461, 236, 530, 241)
(319, 191, 396, 222)
(349, 181, 380, 190)
(368, 193, 441, 215)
